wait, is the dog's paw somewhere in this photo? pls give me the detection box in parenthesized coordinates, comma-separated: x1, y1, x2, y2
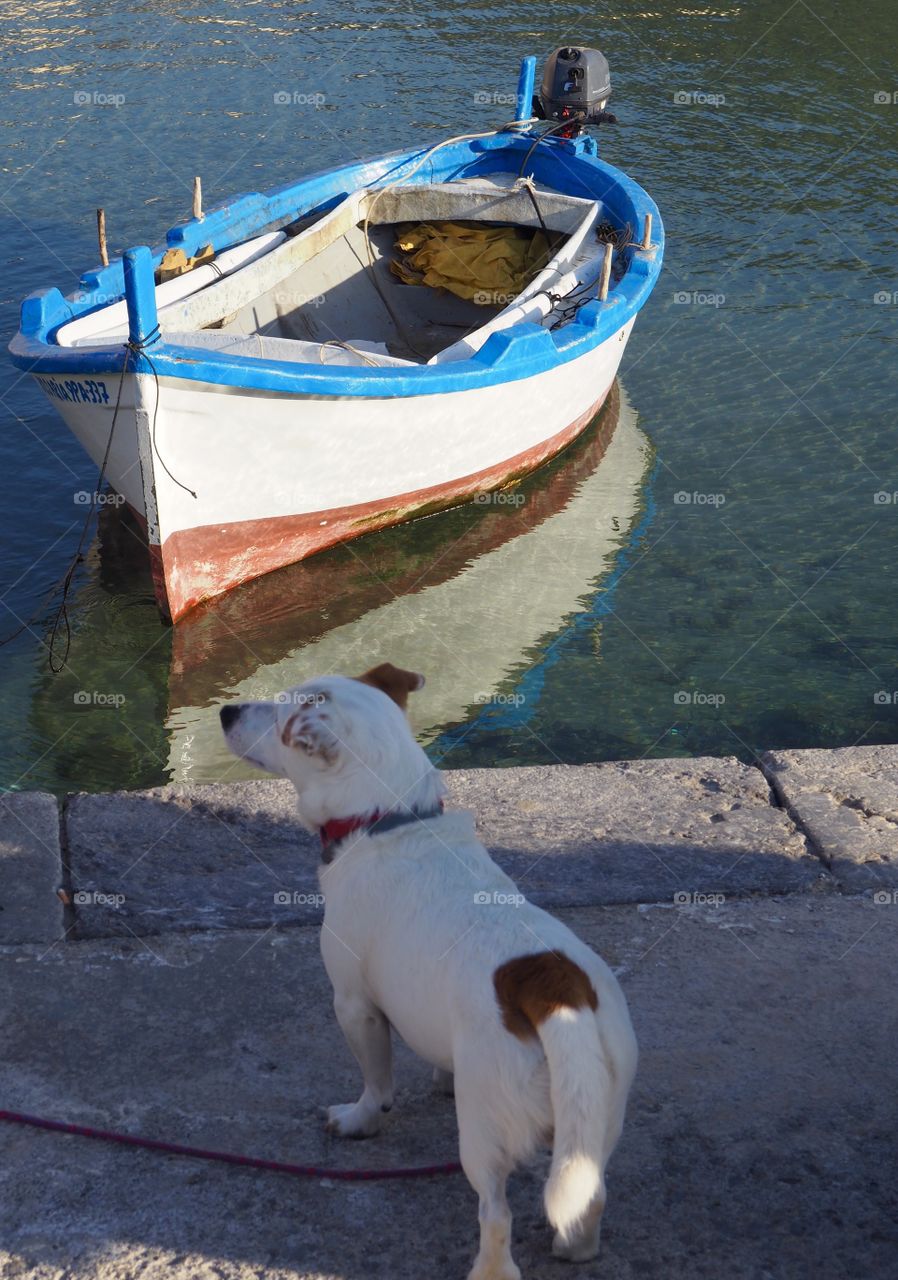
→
(325, 1102, 383, 1139)
(552, 1230, 600, 1262)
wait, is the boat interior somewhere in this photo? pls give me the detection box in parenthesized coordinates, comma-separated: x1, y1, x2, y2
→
(62, 175, 620, 367)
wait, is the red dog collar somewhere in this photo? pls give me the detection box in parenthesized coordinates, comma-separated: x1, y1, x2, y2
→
(319, 803, 444, 860)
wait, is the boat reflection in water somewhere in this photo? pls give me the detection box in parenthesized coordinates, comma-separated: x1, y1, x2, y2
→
(163, 380, 652, 784)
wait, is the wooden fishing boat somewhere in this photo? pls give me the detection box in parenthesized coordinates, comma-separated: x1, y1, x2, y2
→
(10, 49, 663, 622)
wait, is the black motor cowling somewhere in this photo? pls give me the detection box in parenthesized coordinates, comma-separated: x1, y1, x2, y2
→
(537, 46, 615, 131)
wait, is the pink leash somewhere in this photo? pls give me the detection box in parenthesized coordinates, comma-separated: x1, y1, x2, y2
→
(0, 1109, 462, 1181)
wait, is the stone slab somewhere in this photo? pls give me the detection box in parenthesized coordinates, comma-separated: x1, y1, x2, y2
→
(64, 779, 321, 939)
(449, 758, 825, 906)
(1, 895, 895, 1279)
(64, 760, 825, 939)
(0, 792, 63, 944)
(763, 745, 898, 889)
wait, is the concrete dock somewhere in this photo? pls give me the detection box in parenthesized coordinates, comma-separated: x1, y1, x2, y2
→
(2, 746, 897, 1278)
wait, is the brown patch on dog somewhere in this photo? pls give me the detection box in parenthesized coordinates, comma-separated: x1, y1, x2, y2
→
(354, 662, 425, 710)
(279, 709, 339, 763)
(280, 710, 302, 747)
(493, 951, 598, 1041)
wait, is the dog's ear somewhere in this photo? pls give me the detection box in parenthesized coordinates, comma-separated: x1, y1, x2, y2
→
(279, 707, 339, 763)
(355, 662, 425, 710)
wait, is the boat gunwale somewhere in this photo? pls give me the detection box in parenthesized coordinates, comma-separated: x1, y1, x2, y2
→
(9, 132, 664, 399)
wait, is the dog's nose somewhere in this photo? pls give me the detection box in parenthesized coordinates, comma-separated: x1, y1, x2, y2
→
(219, 704, 241, 730)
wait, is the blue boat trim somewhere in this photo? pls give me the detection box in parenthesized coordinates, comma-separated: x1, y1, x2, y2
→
(122, 247, 161, 349)
(10, 133, 664, 400)
(514, 56, 537, 124)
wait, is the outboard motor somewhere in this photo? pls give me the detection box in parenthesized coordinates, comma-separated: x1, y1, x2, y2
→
(536, 46, 617, 136)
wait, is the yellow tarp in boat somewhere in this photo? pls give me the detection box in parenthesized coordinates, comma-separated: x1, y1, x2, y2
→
(155, 244, 214, 284)
(390, 221, 552, 306)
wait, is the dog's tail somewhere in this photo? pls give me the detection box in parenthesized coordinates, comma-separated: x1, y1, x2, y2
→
(537, 1005, 613, 1242)
(494, 950, 633, 1245)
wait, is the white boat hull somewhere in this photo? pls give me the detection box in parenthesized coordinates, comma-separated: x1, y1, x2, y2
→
(35, 316, 635, 619)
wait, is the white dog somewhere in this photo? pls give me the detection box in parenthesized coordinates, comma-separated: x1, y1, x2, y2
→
(220, 662, 636, 1280)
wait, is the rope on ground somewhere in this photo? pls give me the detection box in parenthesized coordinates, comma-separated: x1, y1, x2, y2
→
(0, 1108, 463, 1182)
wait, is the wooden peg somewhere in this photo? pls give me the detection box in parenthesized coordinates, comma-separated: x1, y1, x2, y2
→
(193, 176, 202, 220)
(641, 213, 652, 250)
(96, 208, 108, 267)
(598, 241, 614, 301)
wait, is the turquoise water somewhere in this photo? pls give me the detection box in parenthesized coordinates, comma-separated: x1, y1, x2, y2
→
(1, 1, 897, 793)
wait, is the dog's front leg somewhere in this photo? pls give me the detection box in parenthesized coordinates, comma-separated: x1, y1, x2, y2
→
(326, 995, 393, 1138)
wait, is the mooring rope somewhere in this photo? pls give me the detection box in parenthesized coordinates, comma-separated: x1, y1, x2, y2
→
(0, 326, 193, 672)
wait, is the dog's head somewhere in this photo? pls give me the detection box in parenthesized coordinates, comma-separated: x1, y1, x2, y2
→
(219, 662, 445, 829)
